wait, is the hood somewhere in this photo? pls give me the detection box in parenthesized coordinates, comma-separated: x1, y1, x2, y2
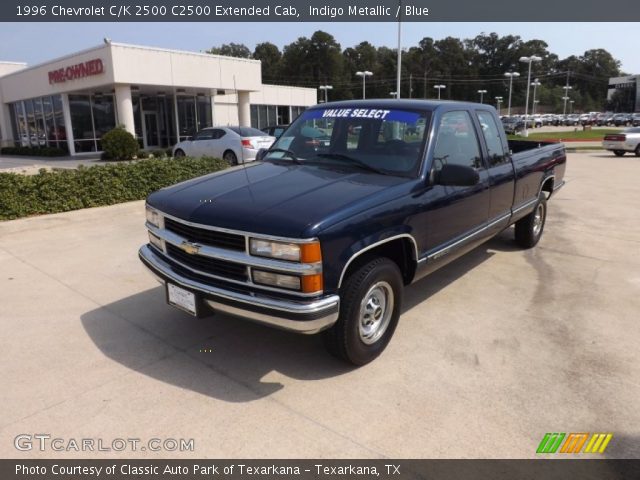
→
(147, 161, 411, 238)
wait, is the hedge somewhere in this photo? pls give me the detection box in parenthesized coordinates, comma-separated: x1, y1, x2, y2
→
(0, 156, 228, 221)
(1, 146, 67, 157)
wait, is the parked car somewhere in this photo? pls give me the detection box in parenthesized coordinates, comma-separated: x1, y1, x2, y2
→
(141, 99, 566, 365)
(632, 113, 640, 127)
(261, 124, 289, 139)
(602, 127, 640, 157)
(502, 116, 524, 134)
(172, 126, 275, 164)
(612, 113, 632, 127)
(596, 112, 612, 126)
(563, 114, 580, 126)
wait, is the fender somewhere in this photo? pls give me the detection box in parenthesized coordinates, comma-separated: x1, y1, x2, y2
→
(337, 233, 419, 288)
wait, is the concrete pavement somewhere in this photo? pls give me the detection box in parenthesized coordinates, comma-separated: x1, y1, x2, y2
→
(1, 151, 639, 459)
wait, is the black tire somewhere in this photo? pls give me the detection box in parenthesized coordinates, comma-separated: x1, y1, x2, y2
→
(223, 150, 238, 166)
(515, 193, 547, 248)
(324, 258, 403, 366)
(613, 150, 625, 157)
(635, 145, 640, 157)
(174, 149, 185, 158)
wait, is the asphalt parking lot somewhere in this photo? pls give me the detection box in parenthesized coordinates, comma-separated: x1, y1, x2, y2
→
(1, 151, 639, 459)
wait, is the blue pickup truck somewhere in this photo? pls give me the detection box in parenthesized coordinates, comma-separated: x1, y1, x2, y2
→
(140, 100, 566, 365)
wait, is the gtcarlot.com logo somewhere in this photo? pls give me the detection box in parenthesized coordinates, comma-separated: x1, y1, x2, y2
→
(537, 433, 613, 454)
(14, 434, 195, 453)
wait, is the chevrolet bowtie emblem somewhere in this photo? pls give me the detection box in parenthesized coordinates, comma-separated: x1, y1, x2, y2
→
(180, 241, 201, 255)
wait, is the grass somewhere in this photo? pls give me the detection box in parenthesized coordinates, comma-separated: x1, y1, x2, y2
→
(508, 128, 622, 142)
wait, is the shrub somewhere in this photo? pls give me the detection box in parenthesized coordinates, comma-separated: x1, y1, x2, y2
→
(100, 126, 139, 160)
(0, 156, 228, 221)
(0, 146, 67, 157)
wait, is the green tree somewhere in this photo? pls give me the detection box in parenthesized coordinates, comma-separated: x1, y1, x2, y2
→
(253, 42, 282, 82)
(206, 43, 252, 58)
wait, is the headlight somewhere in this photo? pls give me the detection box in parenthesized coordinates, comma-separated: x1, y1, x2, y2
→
(146, 205, 160, 228)
(252, 270, 301, 290)
(249, 239, 321, 263)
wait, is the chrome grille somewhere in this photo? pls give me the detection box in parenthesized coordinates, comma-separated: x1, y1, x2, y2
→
(166, 244, 248, 282)
(164, 217, 245, 251)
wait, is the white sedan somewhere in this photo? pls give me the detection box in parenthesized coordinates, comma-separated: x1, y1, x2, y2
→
(602, 128, 640, 157)
(172, 126, 275, 164)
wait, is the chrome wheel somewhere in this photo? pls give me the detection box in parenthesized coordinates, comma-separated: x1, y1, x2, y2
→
(358, 281, 394, 345)
(533, 203, 545, 237)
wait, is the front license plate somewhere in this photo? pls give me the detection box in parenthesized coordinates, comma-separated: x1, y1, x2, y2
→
(167, 283, 197, 316)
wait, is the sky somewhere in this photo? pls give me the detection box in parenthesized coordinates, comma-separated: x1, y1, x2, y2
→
(0, 22, 638, 73)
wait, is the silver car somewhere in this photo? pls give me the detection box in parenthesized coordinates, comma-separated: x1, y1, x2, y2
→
(172, 126, 275, 164)
(602, 127, 640, 157)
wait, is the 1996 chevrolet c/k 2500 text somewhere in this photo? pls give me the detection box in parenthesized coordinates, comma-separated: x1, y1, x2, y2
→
(140, 100, 566, 365)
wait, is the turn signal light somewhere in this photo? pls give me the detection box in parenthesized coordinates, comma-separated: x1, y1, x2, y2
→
(301, 274, 323, 293)
(300, 242, 322, 263)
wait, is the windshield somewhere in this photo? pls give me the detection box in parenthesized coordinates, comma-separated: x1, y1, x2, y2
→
(265, 107, 431, 176)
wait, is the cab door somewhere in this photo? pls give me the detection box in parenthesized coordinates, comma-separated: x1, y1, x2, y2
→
(424, 110, 491, 256)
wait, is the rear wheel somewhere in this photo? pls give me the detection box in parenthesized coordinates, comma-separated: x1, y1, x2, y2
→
(174, 149, 185, 158)
(223, 150, 238, 166)
(613, 150, 625, 157)
(515, 193, 547, 248)
(324, 258, 403, 366)
(635, 145, 640, 157)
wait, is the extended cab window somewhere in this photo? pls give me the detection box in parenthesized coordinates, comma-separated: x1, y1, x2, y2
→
(476, 111, 507, 166)
(266, 107, 430, 176)
(432, 111, 483, 172)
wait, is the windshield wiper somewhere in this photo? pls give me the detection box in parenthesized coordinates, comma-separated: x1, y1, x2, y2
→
(316, 153, 387, 175)
(264, 148, 302, 164)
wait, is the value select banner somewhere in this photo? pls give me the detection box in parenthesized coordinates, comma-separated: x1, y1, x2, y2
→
(2, 0, 640, 22)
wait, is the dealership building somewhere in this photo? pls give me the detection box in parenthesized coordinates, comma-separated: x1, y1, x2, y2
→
(607, 75, 640, 112)
(0, 42, 317, 154)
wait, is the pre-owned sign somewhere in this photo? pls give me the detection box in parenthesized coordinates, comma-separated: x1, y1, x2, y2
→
(48, 59, 104, 84)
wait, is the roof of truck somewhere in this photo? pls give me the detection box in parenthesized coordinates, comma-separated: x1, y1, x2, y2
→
(311, 99, 493, 111)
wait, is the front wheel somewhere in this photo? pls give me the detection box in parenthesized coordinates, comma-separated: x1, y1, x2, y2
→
(613, 150, 625, 157)
(635, 145, 640, 157)
(324, 258, 403, 366)
(515, 193, 547, 248)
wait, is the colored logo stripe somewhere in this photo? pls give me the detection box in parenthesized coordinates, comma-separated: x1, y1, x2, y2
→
(560, 433, 589, 453)
(584, 433, 613, 453)
(537, 433, 565, 453)
(537, 433, 613, 454)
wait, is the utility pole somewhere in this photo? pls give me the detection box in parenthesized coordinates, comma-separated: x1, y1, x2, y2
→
(396, 0, 402, 99)
(409, 73, 413, 98)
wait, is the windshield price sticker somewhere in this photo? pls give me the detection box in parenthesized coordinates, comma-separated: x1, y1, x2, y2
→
(303, 108, 420, 123)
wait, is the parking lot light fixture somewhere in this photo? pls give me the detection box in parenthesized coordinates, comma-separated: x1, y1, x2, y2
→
(531, 79, 541, 116)
(477, 89, 487, 104)
(519, 56, 542, 137)
(433, 84, 446, 100)
(495, 96, 503, 115)
(355, 71, 373, 99)
(562, 85, 573, 116)
(504, 72, 520, 117)
(389, 91, 398, 98)
(318, 85, 333, 103)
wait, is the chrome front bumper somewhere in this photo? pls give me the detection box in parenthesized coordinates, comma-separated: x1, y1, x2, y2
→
(138, 245, 340, 334)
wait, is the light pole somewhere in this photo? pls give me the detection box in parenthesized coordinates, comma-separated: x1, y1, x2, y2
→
(355, 71, 373, 99)
(519, 55, 542, 137)
(530, 79, 541, 116)
(318, 85, 333, 104)
(477, 89, 487, 104)
(396, 0, 402, 99)
(504, 71, 520, 117)
(569, 100, 575, 114)
(495, 96, 503, 115)
(562, 85, 573, 116)
(433, 84, 446, 100)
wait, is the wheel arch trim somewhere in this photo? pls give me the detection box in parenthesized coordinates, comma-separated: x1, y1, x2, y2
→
(337, 234, 419, 289)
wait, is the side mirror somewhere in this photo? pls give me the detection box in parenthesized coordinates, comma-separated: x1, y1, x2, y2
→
(256, 148, 267, 162)
(436, 164, 479, 187)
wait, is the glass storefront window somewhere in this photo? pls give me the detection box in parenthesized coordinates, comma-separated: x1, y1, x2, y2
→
(196, 95, 212, 131)
(177, 95, 196, 140)
(51, 95, 67, 151)
(69, 95, 94, 143)
(92, 94, 116, 140)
